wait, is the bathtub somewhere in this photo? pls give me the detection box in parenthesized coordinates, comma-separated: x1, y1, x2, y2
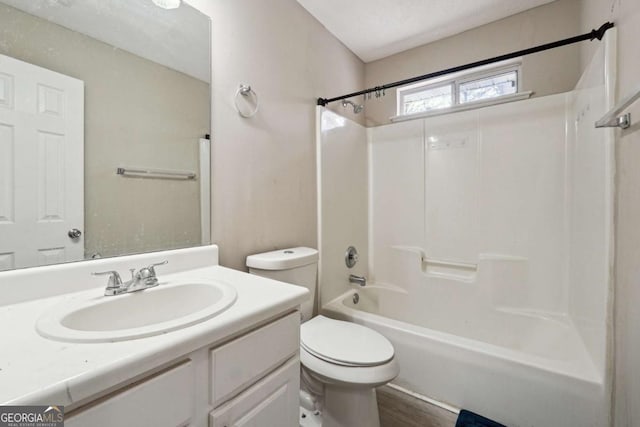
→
(322, 286, 608, 427)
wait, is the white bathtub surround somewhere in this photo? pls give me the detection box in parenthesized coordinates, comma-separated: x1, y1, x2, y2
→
(316, 108, 369, 310)
(316, 31, 615, 427)
(0, 244, 308, 425)
(362, 96, 610, 425)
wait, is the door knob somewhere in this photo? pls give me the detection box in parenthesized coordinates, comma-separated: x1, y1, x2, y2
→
(68, 228, 82, 239)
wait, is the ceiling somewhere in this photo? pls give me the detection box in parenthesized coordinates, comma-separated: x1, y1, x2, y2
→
(296, 0, 557, 62)
(0, 0, 210, 82)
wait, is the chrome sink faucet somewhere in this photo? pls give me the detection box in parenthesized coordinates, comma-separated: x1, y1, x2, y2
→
(93, 261, 168, 296)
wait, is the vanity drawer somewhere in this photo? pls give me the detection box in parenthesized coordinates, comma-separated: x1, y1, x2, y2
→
(209, 356, 299, 427)
(66, 361, 194, 427)
(210, 311, 299, 406)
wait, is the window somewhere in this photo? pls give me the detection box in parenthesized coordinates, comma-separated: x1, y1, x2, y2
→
(402, 84, 453, 114)
(458, 70, 518, 104)
(397, 61, 522, 117)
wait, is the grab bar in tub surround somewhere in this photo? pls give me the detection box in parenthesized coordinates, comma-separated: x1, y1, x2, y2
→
(422, 257, 477, 270)
(391, 245, 478, 270)
(595, 85, 640, 129)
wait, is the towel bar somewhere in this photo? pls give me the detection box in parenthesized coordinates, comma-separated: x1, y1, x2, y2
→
(116, 167, 196, 180)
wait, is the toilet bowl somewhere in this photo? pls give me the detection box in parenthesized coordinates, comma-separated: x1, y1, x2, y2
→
(246, 247, 399, 427)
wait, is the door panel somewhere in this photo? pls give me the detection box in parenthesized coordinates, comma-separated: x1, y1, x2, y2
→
(0, 122, 14, 224)
(0, 54, 84, 270)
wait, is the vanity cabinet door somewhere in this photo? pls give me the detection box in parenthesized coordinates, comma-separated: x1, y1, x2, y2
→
(66, 361, 194, 427)
(209, 357, 299, 427)
(210, 311, 299, 407)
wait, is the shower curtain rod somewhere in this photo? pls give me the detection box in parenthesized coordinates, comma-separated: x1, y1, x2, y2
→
(316, 22, 614, 107)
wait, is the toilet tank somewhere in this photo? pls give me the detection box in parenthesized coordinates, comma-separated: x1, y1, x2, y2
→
(246, 247, 318, 320)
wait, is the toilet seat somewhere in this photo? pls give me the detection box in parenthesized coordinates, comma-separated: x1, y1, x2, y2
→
(301, 346, 399, 387)
(300, 315, 399, 387)
(301, 316, 395, 367)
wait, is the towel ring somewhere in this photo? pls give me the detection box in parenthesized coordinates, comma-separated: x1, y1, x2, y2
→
(234, 84, 259, 118)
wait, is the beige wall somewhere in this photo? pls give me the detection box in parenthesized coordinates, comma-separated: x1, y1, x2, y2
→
(188, 0, 365, 270)
(363, 0, 582, 126)
(580, 1, 640, 426)
(0, 4, 210, 258)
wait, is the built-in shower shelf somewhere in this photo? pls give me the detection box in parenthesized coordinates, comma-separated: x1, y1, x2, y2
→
(422, 257, 478, 282)
(390, 246, 478, 282)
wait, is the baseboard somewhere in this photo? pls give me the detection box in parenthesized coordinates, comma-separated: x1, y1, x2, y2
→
(377, 385, 459, 427)
(386, 383, 460, 414)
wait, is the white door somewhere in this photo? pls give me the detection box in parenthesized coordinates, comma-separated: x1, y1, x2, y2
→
(0, 54, 84, 271)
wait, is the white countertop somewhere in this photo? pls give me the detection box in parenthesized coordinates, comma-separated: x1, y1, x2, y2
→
(0, 264, 308, 407)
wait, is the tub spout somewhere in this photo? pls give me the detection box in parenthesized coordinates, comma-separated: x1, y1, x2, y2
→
(349, 274, 367, 287)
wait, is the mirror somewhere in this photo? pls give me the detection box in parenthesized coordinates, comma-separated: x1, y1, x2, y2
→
(0, 0, 211, 271)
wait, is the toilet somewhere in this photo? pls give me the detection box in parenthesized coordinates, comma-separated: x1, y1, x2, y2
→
(246, 247, 399, 427)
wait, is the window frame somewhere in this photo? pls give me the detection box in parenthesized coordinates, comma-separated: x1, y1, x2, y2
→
(396, 59, 523, 117)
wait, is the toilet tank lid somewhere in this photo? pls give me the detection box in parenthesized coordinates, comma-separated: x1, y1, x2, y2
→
(246, 247, 318, 270)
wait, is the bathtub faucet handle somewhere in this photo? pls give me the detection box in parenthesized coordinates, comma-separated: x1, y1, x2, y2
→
(349, 274, 366, 287)
(345, 246, 359, 268)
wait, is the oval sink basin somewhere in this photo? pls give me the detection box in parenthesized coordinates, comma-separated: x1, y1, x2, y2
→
(36, 280, 237, 343)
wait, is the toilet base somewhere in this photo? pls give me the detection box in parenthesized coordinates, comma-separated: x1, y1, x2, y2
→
(300, 407, 322, 427)
(299, 387, 381, 427)
(322, 385, 380, 427)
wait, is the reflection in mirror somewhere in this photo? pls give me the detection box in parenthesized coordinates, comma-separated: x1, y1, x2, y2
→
(0, 0, 211, 271)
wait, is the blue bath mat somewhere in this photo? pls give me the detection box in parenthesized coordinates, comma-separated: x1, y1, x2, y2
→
(456, 409, 507, 427)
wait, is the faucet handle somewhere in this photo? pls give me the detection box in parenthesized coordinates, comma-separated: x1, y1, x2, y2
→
(146, 260, 168, 277)
(149, 260, 168, 268)
(92, 270, 123, 288)
(135, 260, 168, 285)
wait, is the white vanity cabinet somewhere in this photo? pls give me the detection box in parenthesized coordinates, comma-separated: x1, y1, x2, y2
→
(65, 312, 300, 427)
